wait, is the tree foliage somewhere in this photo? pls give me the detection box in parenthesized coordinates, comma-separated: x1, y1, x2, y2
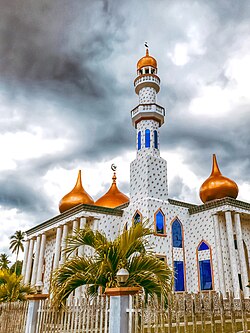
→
(0, 269, 34, 303)
(52, 222, 172, 306)
(9, 230, 25, 274)
(0, 254, 10, 270)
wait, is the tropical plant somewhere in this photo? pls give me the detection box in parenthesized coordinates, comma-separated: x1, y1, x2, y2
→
(10, 260, 23, 276)
(9, 230, 25, 274)
(0, 269, 35, 302)
(0, 253, 10, 270)
(52, 222, 172, 306)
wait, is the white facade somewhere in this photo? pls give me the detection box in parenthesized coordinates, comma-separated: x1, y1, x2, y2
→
(23, 51, 250, 298)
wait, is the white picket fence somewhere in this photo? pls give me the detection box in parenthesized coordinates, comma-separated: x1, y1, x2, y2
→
(1, 291, 250, 333)
(36, 295, 110, 333)
(129, 291, 250, 333)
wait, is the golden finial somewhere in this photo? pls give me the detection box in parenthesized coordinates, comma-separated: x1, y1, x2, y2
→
(111, 164, 117, 183)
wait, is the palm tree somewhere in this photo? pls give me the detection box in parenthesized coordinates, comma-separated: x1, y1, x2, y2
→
(0, 254, 10, 270)
(9, 230, 25, 273)
(0, 269, 34, 302)
(52, 222, 172, 306)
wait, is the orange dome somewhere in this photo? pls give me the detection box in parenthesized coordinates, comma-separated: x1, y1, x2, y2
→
(59, 170, 94, 213)
(199, 154, 238, 203)
(95, 172, 129, 208)
(137, 49, 157, 70)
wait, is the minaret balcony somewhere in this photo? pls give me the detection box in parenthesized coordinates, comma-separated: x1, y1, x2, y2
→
(131, 103, 165, 128)
(134, 74, 160, 94)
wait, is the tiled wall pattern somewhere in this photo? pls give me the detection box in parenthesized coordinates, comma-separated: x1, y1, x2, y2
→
(130, 155, 168, 201)
(139, 87, 156, 104)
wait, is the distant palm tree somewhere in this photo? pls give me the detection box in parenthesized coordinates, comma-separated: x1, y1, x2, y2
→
(0, 254, 10, 270)
(0, 269, 34, 302)
(52, 222, 172, 306)
(9, 230, 25, 273)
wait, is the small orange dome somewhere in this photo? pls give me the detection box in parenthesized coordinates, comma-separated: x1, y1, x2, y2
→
(59, 170, 94, 213)
(95, 172, 129, 208)
(137, 49, 157, 70)
(199, 154, 238, 203)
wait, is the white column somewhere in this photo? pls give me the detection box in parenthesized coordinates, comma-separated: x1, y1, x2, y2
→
(21, 240, 30, 277)
(73, 219, 79, 235)
(225, 211, 240, 298)
(36, 234, 46, 284)
(78, 217, 86, 257)
(213, 214, 226, 297)
(53, 226, 62, 270)
(24, 238, 34, 284)
(31, 236, 41, 286)
(234, 212, 250, 298)
(72, 219, 80, 257)
(60, 224, 68, 265)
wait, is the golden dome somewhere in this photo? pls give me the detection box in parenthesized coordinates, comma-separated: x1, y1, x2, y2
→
(95, 172, 129, 208)
(137, 49, 157, 70)
(199, 154, 238, 203)
(59, 170, 94, 213)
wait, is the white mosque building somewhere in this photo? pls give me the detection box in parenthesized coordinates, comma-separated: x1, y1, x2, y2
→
(21, 50, 250, 298)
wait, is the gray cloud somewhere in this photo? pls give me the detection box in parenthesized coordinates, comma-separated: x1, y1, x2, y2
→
(0, 0, 250, 253)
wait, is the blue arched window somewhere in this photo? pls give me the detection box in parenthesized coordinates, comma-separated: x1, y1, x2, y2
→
(155, 209, 165, 234)
(174, 261, 185, 291)
(145, 129, 150, 148)
(154, 130, 158, 149)
(138, 131, 141, 150)
(133, 211, 142, 225)
(198, 241, 213, 290)
(172, 219, 183, 248)
(198, 241, 209, 251)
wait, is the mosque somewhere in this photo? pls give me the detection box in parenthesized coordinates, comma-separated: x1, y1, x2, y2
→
(21, 49, 250, 298)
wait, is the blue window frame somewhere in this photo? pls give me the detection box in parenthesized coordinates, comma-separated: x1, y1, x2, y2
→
(145, 129, 150, 148)
(155, 210, 165, 234)
(198, 241, 209, 251)
(172, 220, 183, 248)
(154, 130, 158, 149)
(138, 131, 141, 150)
(174, 261, 185, 291)
(133, 211, 141, 225)
(199, 260, 212, 290)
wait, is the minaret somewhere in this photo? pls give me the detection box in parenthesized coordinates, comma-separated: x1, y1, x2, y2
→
(130, 47, 168, 202)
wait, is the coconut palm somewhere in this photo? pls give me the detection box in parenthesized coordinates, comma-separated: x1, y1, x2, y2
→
(9, 230, 25, 273)
(0, 254, 10, 270)
(0, 269, 34, 302)
(52, 222, 172, 306)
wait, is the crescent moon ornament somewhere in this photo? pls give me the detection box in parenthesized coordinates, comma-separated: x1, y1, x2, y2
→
(111, 164, 117, 171)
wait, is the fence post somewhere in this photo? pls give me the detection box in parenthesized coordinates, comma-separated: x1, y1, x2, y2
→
(25, 294, 49, 333)
(105, 287, 140, 333)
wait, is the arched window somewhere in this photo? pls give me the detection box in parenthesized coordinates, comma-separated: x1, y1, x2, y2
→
(155, 209, 165, 235)
(198, 241, 209, 251)
(133, 211, 142, 225)
(172, 219, 183, 248)
(174, 261, 185, 291)
(138, 131, 141, 150)
(154, 130, 158, 149)
(145, 129, 150, 148)
(197, 241, 213, 291)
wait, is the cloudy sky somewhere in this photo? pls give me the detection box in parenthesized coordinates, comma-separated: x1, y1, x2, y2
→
(0, 0, 250, 257)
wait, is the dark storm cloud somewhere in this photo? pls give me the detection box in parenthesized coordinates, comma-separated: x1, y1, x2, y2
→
(0, 171, 53, 216)
(0, 0, 250, 237)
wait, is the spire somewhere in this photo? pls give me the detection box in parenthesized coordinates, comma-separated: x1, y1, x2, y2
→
(199, 154, 239, 203)
(210, 154, 221, 176)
